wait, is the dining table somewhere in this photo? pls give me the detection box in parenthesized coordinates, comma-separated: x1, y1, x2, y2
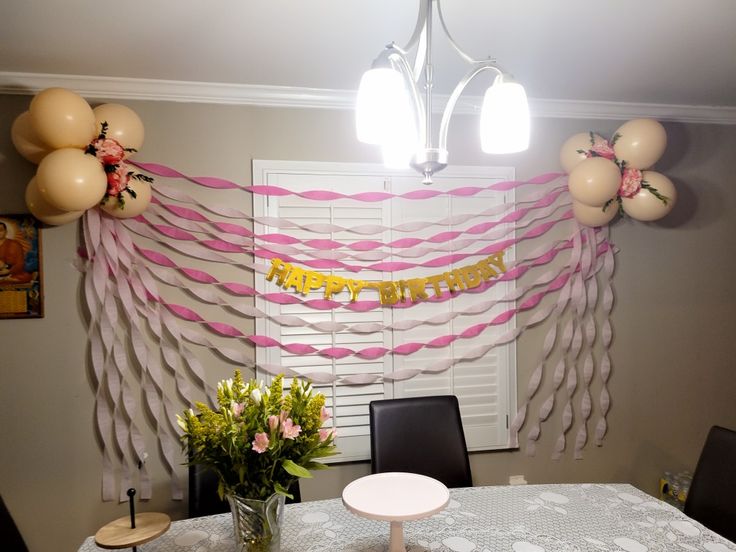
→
(78, 483, 736, 551)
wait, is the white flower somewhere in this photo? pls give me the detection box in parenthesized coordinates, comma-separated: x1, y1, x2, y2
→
(250, 388, 262, 404)
(176, 414, 187, 431)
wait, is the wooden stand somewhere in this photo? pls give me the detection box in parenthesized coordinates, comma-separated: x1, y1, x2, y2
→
(94, 513, 170, 549)
(94, 488, 170, 550)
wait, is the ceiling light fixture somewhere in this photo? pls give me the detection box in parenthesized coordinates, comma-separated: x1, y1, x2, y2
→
(356, 0, 530, 184)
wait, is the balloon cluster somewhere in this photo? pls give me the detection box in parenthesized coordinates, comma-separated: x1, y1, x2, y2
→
(559, 118, 677, 227)
(10, 87, 152, 226)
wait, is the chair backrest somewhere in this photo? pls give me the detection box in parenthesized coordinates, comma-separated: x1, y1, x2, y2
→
(188, 464, 301, 518)
(683, 425, 736, 542)
(369, 395, 472, 488)
(0, 495, 28, 552)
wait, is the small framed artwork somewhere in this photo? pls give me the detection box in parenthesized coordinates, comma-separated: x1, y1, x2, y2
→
(0, 214, 43, 319)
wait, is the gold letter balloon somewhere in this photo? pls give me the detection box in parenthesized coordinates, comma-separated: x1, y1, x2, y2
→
(560, 119, 676, 227)
(10, 88, 153, 226)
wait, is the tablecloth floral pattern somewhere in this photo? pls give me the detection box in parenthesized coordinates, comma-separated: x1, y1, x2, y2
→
(79, 484, 736, 551)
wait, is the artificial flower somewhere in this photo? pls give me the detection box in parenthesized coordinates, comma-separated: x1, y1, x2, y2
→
(252, 432, 269, 454)
(620, 167, 643, 198)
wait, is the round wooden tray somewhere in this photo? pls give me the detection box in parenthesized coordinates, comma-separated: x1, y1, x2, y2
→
(94, 512, 171, 549)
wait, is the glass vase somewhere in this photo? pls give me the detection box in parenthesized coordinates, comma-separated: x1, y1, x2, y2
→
(226, 493, 285, 552)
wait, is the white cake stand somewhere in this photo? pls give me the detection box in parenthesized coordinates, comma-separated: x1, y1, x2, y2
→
(342, 472, 450, 552)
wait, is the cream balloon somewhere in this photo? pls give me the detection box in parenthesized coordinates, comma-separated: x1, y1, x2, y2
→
(11, 111, 51, 164)
(567, 157, 622, 207)
(572, 199, 618, 227)
(621, 171, 677, 221)
(93, 103, 145, 153)
(559, 132, 609, 174)
(36, 148, 107, 211)
(29, 87, 96, 149)
(100, 178, 152, 219)
(25, 177, 84, 226)
(613, 118, 667, 170)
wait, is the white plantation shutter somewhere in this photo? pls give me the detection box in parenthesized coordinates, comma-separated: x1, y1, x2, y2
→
(253, 161, 516, 461)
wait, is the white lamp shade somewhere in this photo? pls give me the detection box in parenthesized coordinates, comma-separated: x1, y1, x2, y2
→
(480, 78, 530, 154)
(356, 67, 417, 149)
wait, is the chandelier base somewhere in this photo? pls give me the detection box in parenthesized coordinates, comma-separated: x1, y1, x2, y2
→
(411, 148, 448, 185)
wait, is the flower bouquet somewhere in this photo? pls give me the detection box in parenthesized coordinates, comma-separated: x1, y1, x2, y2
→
(177, 371, 337, 551)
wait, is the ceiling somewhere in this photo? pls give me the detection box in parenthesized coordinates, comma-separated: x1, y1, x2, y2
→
(1, 0, 735, 121)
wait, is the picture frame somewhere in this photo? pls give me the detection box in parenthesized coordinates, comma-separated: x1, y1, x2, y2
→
(0, 214, 43, 319)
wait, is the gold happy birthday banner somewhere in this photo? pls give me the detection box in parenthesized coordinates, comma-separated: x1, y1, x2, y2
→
(266, 252, 507, 305)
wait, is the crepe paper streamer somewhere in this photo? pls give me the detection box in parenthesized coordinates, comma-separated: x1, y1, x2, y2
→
(138, 227, 587, 317)
(151, 183, 568, 244)
(512, 226, 585, 451)
(159, 248, 610, 362)
(147, 185, 568, 253)
(132, 160, 563, 202)
(594, 229, 615, 445)
(142, 196, 570, 263)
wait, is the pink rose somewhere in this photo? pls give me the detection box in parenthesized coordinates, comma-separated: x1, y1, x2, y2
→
(319, 406, 332, 423)
(252, 432, 270, 453)
(91, 138, 125, 165)
(268, 415, 279, 431)
(281, 418, 301, 440)
(106, 164, 131, 196)
(586, 141, 616, 160)
(232, 402, 245, 417)
(318, 427, 336, 442)
(619, 168, 643, 198)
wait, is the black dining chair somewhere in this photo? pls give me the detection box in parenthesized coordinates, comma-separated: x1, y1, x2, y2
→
(683, 425, 736, 542)
(0, 495, 28, 552)
(188, 464, 301, 518)
(369, 395, 473, 488)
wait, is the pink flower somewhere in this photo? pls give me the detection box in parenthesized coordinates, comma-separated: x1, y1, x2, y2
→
(320, 406, 332, 423)
(281, 418, 301, 439)
(252, 432, 270, 453)
(318, 428, 336, 442)
(619, 167, 643, 198)
(268, 415, 279, 431)
(586, 141, 616, 160)
(91, 138, 126, 165)
(232, 402, 245, 417)
(106, 164, 131, 196)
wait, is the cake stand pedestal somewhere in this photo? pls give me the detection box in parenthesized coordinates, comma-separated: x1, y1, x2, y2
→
(342, 472, 450, 552)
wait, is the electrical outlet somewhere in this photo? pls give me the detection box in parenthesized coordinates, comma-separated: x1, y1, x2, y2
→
(509, 475, 527, 485)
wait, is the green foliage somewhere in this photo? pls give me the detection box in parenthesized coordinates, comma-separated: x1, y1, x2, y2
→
(177, 371, 337, 500)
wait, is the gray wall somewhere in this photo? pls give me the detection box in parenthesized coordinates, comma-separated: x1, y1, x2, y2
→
(1, 94, 735, 551)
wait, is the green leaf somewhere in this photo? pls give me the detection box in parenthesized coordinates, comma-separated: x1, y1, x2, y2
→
(304, 461, 330, 471)
(274, 481, 294, 499)
(282, 459, 312, 478)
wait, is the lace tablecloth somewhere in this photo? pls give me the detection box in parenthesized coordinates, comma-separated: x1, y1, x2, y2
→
(78, 483, 736, 551)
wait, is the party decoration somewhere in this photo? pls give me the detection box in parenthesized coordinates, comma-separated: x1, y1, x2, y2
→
(568, 157, 622, 207)
(572, 200, 618, 228)
(560, 119, 677, 226)
(11, 88, 153, 227)
(621, 171, 677, 221)
(10, 111, 51, 164)
(266, 252, 507, 305)
(93, 103, 145, 153)
(29, 87, 96, 149)
(100, 178, 152, 219)
(612, 118, 667, 170)
(559, 132, 609, 174)
(36, 148, 107, 211)
(25, 177, 84, 226)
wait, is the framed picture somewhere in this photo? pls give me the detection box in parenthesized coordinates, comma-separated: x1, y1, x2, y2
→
(0, 214, 43, 319)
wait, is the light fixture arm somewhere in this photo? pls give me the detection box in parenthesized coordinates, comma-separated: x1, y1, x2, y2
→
(438, 63, 503, 153)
